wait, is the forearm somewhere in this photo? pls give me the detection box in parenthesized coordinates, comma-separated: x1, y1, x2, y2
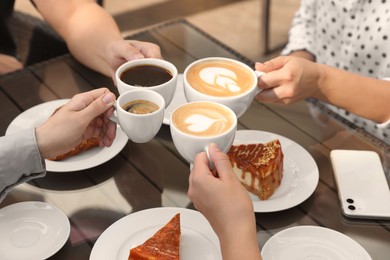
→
(35, 0, 122, 76)
(315, 64, 390, 123)
(0, 129, 46, 202)
(218, 222, 262, 260)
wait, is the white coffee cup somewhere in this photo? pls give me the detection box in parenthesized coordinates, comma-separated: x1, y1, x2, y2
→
(110, 89, 165, 143)
(170, 101, 237, 164)
(115, 58, 178, 107)
(183, 57, 264, 118)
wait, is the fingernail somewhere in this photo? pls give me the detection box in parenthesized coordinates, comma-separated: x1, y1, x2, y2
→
(132, 54, 144, 60)
(103, 93, 115, 104)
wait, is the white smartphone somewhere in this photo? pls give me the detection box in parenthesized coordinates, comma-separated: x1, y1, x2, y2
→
(330, 150, 390, 220)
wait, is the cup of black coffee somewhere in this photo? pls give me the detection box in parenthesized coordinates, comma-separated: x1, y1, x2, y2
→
(110, 89, 165, 143)
(115, 58, 178, 107)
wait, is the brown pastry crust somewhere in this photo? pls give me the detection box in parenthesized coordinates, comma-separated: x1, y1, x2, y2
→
(47, 137, 100, 161)
(129, 213, 181, 260)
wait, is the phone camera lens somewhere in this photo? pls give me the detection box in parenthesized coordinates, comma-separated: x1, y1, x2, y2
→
(348, 205, 356, 210)
(346, 198, 354, 204)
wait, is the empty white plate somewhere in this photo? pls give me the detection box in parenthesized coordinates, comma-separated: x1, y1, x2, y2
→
(261, 226, 371, 260)
(0, 201, 70, 260)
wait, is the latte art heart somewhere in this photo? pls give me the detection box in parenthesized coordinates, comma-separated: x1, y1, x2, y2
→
(172, 102, 235, 137)
(185, 114, 228, 134)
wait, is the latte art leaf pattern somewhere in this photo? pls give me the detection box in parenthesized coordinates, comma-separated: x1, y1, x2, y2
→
(200, 67, 241, 93)
(186, 59, 254, 97)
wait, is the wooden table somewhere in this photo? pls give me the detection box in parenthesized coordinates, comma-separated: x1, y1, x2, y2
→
(0, 19, 389, 260)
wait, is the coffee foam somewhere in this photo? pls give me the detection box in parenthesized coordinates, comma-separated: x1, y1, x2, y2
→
(172, 102, 234, 137)
(187, 60, 254, 97)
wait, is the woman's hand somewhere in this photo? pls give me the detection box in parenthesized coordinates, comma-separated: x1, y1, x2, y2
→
(35, 88, 116, 159)
(188, 143, 261, 260)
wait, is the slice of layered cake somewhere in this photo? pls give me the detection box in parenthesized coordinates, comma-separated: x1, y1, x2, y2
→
(227, 139, 284, 200)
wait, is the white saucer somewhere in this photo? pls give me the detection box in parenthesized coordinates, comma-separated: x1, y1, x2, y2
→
(90, 207, 222, 260)
(261, 226, 372, 260)
(233, 130, 319, 212)
(163, 74, 187, 125)
(0, 201, 70, 260)
(5, 99, 128, 172)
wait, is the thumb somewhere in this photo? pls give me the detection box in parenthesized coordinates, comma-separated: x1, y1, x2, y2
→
(80, 92, 116, 120)
(255, 56, 289, 73)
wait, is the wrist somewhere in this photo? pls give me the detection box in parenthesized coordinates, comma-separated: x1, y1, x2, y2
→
(313, 63, 330, 100)
(35, 125, 54, 159)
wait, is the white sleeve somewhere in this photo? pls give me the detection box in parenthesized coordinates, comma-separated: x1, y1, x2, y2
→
(0, 128, 46, 202)
(281, 0, 318, 56)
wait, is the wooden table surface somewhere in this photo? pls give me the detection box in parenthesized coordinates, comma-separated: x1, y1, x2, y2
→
(0, 19, 389, 260)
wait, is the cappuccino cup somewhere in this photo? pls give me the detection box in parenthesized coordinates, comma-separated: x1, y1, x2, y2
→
(183, 57, 264, 118)
(110, 89, 165, 143)
(116, 58, 178, 107)
(170, 101, 237, 164)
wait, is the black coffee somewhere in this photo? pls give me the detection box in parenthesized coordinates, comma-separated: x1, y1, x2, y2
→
(120, 65, 173, 87)
(122, 100, 159, 114)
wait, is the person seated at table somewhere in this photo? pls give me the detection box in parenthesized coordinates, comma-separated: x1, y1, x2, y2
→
(188, 143, 263, 260)
(0, 88, 116, 202)
(258, 0, 390, 144)
(0, 0, 161, 79)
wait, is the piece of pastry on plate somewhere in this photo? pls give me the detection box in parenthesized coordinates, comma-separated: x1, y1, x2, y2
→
(128, 213, 181, 260)
(227, 139, 284, 200)
(47, 137, 100, 161)
(46, 105, 101, 161)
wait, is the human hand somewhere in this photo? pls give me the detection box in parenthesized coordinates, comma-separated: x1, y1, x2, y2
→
(105, 39, 162, 82)
(188, 143, 255, 239)
(35, 88, 116, 159)
(255, 56, 322, 104)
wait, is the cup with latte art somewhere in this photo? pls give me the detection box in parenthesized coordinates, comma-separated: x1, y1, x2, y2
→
(183, 57, 264, 118)
(170, 101, 237, 164)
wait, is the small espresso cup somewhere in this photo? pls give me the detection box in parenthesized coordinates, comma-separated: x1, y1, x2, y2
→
(115, 58, 178, 107)
(170, 101, 237, 164)
(183, 57, 264, 118)
(110, 89, 165, 143)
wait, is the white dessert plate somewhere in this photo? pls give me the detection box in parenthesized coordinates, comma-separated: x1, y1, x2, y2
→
(163, 74, 187, 125)
(234, 130, 319, 212)
(0, 201, 70, 260)
(261, 226, 372, 260)
(90, 207, 222, 260)
(5, 99, 128, 172)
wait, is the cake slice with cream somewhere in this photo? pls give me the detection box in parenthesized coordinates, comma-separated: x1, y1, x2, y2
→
(227, 139, 284, 200)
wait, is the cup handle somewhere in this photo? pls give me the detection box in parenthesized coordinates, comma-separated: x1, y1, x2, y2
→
(204, 144, 215, 171)
(255, 70, 265, 95)
(109, 103, 119, 124)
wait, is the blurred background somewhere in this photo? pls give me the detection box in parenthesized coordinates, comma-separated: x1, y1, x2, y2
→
(14, 0, 300, 63)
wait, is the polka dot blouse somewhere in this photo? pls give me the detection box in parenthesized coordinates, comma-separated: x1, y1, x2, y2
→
(282, 0, 390, 144)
